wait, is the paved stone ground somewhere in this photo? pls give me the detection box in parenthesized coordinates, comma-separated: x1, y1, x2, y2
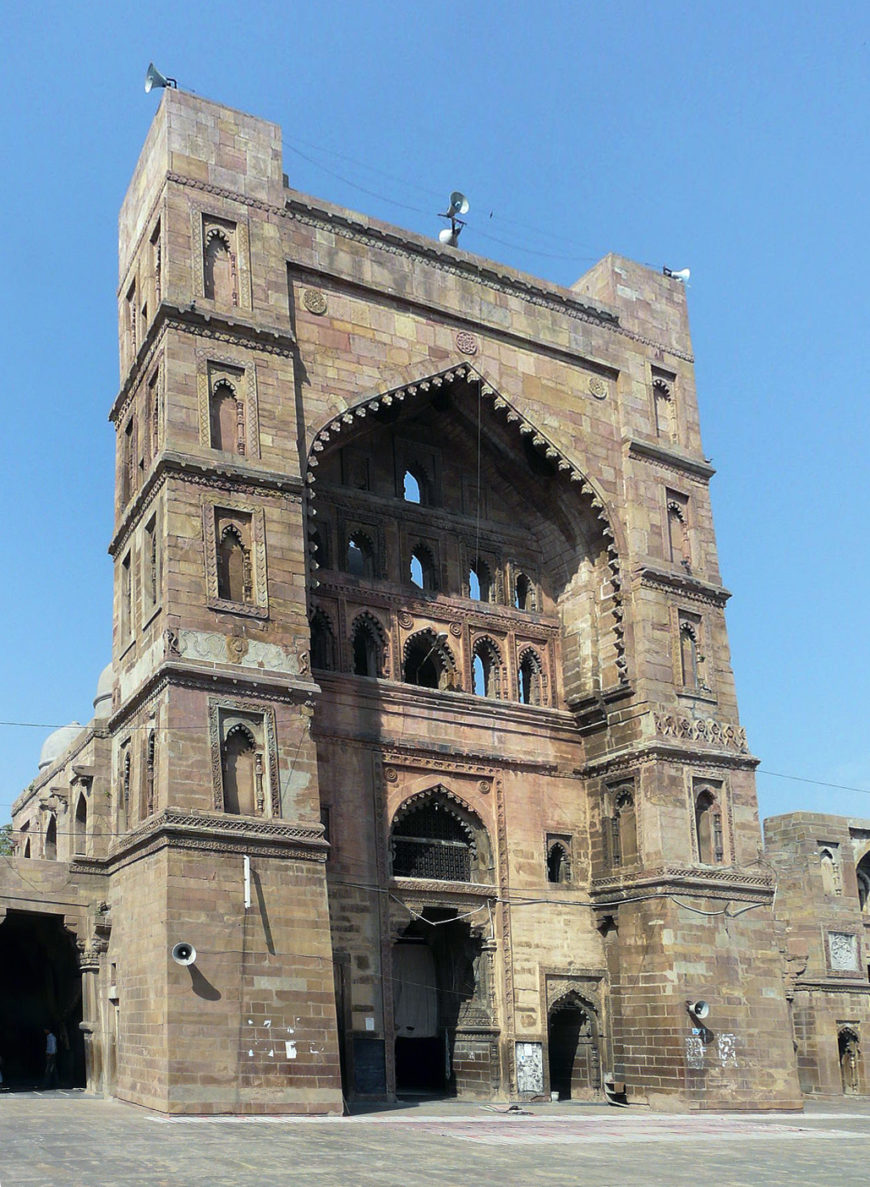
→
(1, 1092, 869, 1185)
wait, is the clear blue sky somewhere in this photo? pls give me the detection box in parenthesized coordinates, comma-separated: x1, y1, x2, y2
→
(2, 1, 868, 825)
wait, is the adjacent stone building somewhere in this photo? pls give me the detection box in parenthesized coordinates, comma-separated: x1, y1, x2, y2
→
(0, 88, 811, 1113)
(765, 814, 870, 1097)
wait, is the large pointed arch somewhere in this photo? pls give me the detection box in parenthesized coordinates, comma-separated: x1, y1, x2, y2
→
(305, 362, 628, 692)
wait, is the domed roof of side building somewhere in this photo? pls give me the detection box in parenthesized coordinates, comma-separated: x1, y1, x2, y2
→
(93, 663, 114, 720)
(38, 722, 85, 772)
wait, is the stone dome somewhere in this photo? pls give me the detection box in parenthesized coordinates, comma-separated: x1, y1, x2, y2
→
(93, 663, 114, 720)
(38, 722, 85, 772)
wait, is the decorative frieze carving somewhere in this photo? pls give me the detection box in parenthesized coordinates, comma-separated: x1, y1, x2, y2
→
(591, 864, 773, 896)
(171, 628, 303, 676)
(829, 932, 860, 972)
(654, 712, 748, 752)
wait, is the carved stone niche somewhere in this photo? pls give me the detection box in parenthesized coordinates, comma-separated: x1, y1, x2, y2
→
(545, 973, 604, 1019)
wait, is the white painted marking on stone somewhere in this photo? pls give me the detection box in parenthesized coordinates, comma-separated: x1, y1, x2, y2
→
(285, 1040, 296, 1059)
(717, 1033, 738, 1067)
(247, 1049, 254, 1057)
(264, 1020, 271, 1028)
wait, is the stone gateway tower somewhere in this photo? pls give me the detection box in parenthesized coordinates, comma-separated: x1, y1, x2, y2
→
(1, 89, 802, 1113)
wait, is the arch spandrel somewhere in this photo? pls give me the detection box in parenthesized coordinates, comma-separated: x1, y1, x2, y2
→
(306, 362, 624, 546)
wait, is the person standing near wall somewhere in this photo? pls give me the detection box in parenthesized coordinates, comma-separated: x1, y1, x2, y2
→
(41, 1029, 57, 1090)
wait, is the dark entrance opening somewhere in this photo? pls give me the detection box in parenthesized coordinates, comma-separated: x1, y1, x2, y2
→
(393, 910, 481, 1096)
(547, 995, 601, 1100)
(0, 911, 85, 1089)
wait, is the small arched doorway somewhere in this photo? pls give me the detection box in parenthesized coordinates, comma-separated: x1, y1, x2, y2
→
(839, 1027, 861, 1095)
(547, 993, 601, 1100)
(0, 911, 85, 1089)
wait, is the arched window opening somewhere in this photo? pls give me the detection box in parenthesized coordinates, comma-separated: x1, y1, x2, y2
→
(44, 814, 57, 861)
(514, 572, 532, 611)
(518, 650, 543, 706)
(204, 230, 236, 305)
(547, 842, 569, 884)
(119, 750, 131, 832)
(409, 545, 437, 593)
(472, 638, 500, 698)
(210, 381, 243, 454)
(403, 632, 453, 691)
(352, 616, 384, 678)
(654, 379, 675, 442)
(73, 793, 88, 857)
(613, 789, 638, 867)
(346, 535, 374, 580)
(403, 469, 421, 504)
(820, 848, 841, 897)
(469, 560, 491, 603)
(391, 798, 479, 883)
(857, 853, 870, 912)
(680, 623, 698, 689)
(402, 463, 430, 505)
(143, 731, 156, 819)
(22, 833, 31, 859)
(310, 611, 336, 671)
(217, 525, 251, 604)
(695, 790, 724, 865)
(222, 725, 259, 816)
(667, 502, 690, 569)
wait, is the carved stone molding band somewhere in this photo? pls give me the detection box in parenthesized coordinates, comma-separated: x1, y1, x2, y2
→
(654, 712, 748, 752)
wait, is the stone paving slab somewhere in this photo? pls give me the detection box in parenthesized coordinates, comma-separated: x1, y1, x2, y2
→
(1, 1094, 869, 1186)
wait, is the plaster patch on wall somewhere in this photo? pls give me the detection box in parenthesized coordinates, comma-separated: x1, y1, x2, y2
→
(516, 1041, 544, 1094)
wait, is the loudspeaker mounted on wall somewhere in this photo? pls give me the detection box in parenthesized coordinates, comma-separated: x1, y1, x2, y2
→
(171, 942, 197, 966)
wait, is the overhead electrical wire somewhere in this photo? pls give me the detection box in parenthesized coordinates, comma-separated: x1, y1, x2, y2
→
(283, 139, 601, 265)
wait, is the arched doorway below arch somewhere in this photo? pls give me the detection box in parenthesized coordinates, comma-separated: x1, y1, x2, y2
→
(392, 909, 493, 1097)
(547, 995, 601, 1100)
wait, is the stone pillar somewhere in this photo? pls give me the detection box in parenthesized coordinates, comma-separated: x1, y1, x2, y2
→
(77, 947, 103, 1095)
